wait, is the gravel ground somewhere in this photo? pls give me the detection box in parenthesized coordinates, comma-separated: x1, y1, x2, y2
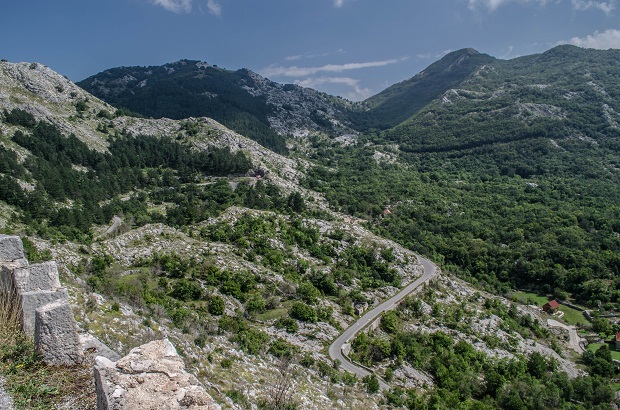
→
(0, 377, 13, 410)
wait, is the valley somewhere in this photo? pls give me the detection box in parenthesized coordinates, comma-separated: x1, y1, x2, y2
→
(1, 46, 620, 409)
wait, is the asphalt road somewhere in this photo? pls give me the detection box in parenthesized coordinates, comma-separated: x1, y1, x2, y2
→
(328, 256, 438, 391)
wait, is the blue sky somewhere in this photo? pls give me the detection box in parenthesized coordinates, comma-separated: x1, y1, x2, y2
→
(1, 0, 619, 100)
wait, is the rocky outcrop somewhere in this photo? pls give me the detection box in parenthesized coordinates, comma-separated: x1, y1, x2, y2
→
(94, 339, 220, 410)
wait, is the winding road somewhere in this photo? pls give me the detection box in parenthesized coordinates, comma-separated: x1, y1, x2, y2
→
(328, 256, 438, 391)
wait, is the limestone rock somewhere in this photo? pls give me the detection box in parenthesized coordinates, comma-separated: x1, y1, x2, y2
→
(0, 235, 25, 262)
(34, 299, 83, 365)
(13, 261, 61, 293)
(0, 259, 27, 293)
(94, 339, 220, 410)
(20, 288, 69, 336)
(80, 333, 121, 362)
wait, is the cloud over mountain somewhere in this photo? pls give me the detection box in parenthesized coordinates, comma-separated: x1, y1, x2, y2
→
(563, 29, 620, 49)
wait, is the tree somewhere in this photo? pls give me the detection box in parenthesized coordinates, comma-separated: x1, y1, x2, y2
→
(380, 310, 399, 334)
(289, 302, 317, 323)
(208, 296, 225, 315)
(363, 374, 380, 394)
(527, 351, 548, 378)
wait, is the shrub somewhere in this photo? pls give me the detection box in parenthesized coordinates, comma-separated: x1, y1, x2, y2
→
(208, 296, 225, 315)
(289, 302, 317, 323)
(275, 317, 299, 333)
(170, 279, 202, 301)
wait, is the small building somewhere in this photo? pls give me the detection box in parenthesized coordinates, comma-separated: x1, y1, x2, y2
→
(616, 332, 620, 350)
(542, 299, 560, 314)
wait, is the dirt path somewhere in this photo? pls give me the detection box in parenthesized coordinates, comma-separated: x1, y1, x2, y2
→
(96, 215, 122, 240)
(547, 319, 585, 354)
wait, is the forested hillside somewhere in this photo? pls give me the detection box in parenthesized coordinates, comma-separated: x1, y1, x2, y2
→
(2, 48, 620, 409)
(78, 60, 355, 154)
(303, 45, 620, 308)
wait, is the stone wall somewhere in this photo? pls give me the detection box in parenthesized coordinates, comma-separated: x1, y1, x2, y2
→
(1, 235, 219, 409)
(0, 234, 82, 365)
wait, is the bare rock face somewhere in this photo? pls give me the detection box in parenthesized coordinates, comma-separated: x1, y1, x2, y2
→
(94, 339, 220, 410)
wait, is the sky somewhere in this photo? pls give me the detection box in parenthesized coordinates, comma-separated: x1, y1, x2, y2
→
(1, 0, 619, 101)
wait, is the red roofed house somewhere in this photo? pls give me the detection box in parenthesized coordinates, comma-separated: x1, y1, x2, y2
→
(616, 332, 620, 350)
(542, 299, 560, 314)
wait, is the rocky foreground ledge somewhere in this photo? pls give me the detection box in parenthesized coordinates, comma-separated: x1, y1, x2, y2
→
(94, 339, 220, 410)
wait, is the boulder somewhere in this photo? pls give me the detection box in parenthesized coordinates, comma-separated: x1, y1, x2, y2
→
(34, 299, 83, 365)
(0, 235, 24, 262)
(80, 333, 121, 362)
(94, 339, 220, 410)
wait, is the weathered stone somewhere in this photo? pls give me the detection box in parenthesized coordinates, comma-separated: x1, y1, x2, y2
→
(13, 261, 61, 293)
(34, 299, 82, 365)
(0, 235, 24, 262)
(20, 288, 69, 337)
(0, 259, 27, 294)
(94, 339, 221, 410)
(80, 333, 121, 362)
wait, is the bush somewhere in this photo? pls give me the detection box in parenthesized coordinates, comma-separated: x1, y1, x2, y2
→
(234, 328, 268, 355)
(245, 295, 266, 315)
(268, 338, 299, 359)
(363, 374, 380, 394)
(208, 296, 225, 315)
(289, 302, 317, 323)
(170, 279, 202, 301)
(275, 317, 299, 333)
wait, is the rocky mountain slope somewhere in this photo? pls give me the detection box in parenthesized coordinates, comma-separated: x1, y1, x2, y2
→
(1, 55, 619, 409)
(78, 60, 356, 153)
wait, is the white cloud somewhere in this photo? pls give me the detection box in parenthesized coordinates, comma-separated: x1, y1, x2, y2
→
(295, 76, 372, 101)
(571, 0, 615, 14)
(151, 0, 192, 13)
(206, 0, 222, 16)
(334, 0, 346, 7)
(468, 0, 550, 11)
(262, 58, 403, 78)
(562, 29, 620, 49)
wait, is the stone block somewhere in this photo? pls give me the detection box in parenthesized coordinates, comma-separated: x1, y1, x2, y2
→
(13, 261, 61, 293)
(0, 259, 27, 294)
(0, 235, 25, 262)
(94, 339, 221, 410)
(34, 299, 83, 366)
(20, 288, 69, 337)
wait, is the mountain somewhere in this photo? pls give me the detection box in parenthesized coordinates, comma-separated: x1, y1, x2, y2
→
(78, 60, 356, 154)
(2, 50, 620, 409)
(353, 48, 497, 130)
(383, 45, 620, 156)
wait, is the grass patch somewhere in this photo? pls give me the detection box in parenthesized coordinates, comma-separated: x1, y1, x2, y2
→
(256, 307, 288, 321)
(587, 342, 620, 361)
(558, 305, 587, 326)
(0, 291, 96, 409)
(508, 291, 549, 306)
